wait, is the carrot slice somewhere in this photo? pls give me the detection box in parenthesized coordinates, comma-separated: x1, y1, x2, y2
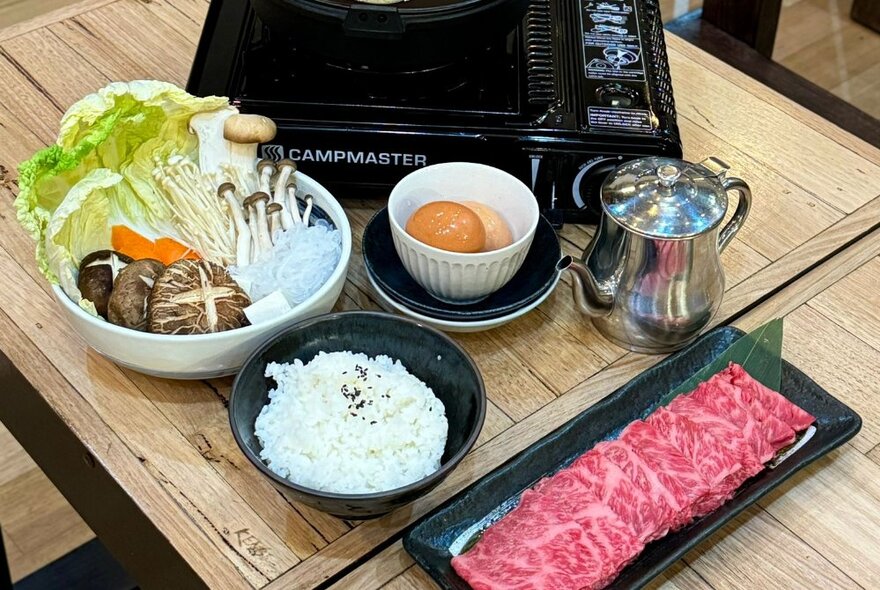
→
(112, 226, 202, 265)
(155, 237, 201, 265)
(112, 225, 156, 260)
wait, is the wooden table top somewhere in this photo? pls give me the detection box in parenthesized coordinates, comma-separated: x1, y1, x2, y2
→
(0, 1, 878, 589)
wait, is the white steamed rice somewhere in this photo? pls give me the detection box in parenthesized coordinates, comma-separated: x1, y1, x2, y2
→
(254, 351, 449, 494)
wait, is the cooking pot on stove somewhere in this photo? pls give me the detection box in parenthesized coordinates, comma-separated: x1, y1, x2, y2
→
(251, 0, 530, 69)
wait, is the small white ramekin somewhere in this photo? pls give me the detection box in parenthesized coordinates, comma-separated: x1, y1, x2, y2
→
(387, 162, 539, 303)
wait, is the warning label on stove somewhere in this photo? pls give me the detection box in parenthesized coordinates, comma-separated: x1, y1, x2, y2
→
(588, 107, 653, 131)
(580, 0, 646, 82)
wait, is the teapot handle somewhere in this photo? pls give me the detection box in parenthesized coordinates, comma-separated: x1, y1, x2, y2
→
(718, 177, 752, 253)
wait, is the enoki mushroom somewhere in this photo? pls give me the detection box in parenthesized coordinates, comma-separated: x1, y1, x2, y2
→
(153, 155, 237, 265)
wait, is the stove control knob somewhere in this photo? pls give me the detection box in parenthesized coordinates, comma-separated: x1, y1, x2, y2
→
(572, 157, 623, 212)
(596, 83, 642, 108)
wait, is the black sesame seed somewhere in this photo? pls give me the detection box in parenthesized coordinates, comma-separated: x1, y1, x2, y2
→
(370, 421, 377, 425)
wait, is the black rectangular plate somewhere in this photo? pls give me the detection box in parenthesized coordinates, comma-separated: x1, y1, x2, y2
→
(403, 326, 863, 589)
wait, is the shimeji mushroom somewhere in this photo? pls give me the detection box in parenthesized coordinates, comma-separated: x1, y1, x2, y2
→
(218, 182, 252, 267)
(257, 159, 276, 194)
(267, 203, 283, 237)
(285, 182, 306, 226)
(303, 194, 315, 227)
(263, 157, 296, 231)
(245, 208, 261, 263)
(244, 192, 274, 259)
(274, 159, 300, 226)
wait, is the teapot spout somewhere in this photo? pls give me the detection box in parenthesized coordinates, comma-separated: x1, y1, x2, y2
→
(556, 255, 613, 318)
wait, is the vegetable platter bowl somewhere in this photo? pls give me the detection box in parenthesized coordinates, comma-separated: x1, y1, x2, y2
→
(53, 172, 352, 380)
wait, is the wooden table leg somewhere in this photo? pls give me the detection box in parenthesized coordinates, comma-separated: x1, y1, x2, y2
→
(0, 353, 205, 590)
(0, 526, 12, 590)
(852, 0, 880, 33)
(701, 0, 783, 57)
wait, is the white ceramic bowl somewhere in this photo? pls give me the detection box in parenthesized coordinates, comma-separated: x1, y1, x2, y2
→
(52, 172, 352, 380)
(387, 162, 540, 303)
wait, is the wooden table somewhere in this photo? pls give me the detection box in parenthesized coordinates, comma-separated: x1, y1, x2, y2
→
(0, 1, 878, 589)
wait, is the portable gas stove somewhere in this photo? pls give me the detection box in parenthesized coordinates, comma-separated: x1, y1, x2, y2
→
(188, 0, 683, 225)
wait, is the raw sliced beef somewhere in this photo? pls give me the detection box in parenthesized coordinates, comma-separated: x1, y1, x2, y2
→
(686, 376, 790, 461)
(646, 407, 748, 514)
(618, 421, 715, 523)
(450, 489, 574, 589)
(595, 439, 691, 531)
(520, 487, 644, 588)
(533, 467, 588, 496)
(716, 369, 795, 454)
(569, 450, 672, 542)
(724, 363, 815, 433)
(450, 512, 544, 590)
(451, 365, 816, 590)
(451, 486, 643, 590)
(717, 384, 799, 451)
(667, 393, 765, 476)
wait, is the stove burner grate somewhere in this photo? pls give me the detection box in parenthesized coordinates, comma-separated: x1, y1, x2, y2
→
(238, 22, 524, 114)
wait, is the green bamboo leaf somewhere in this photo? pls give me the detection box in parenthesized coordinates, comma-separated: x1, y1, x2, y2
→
(659, 318, 784, 406)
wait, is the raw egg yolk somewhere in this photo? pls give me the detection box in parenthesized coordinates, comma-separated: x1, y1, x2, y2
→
(405, 201, 487, 253)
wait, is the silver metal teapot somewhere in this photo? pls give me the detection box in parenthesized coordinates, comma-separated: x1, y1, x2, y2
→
(557, 156, 751, 354)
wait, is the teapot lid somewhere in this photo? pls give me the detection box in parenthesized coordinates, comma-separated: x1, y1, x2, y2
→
(601, 156, 730, 239)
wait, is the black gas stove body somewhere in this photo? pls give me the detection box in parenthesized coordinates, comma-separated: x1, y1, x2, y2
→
(188, 0, 682, 225)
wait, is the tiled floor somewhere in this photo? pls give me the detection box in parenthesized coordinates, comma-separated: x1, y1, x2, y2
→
(0, 0, 878, 583)
(658, 0, 880, 119)
(776, 0, 880, 119)
(0, 423, 93, 581)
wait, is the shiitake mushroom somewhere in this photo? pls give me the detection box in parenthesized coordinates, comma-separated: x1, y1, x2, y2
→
(107, 259, 165, 331)
(148, 260, 250, 335)
(77, 250, 133, 318)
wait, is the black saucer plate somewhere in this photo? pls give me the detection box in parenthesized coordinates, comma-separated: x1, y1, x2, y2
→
(362, 209, 561, 322)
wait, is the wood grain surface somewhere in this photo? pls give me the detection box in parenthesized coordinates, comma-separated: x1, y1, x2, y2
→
(0, 1, 878, 588)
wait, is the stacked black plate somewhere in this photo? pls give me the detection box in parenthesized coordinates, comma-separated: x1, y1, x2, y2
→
(362, 208, 562, 332)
